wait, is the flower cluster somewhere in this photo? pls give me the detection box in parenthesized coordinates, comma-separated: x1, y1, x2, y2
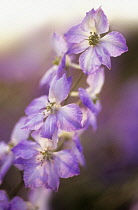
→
(0, 7, 128, 206)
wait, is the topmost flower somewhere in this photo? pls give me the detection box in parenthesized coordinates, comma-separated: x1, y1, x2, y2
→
(64, 7, 128, 75)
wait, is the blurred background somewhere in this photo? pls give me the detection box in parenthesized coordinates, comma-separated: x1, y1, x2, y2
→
(0, 0, 138, 209)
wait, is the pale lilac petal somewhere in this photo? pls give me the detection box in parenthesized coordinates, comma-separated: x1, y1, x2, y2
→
(81, 9, 96, 32)
(24, 161, 48, 188)
(87, 66, 105, 95)
(78, 88, 96, 113)
(67, 40, 89, 54)
(72, 135, 85, 167)
(0, 153, 14, 185)
(29, 187, 52, 210)
(22, 113, 44, 130)
(41, 114, 57, 139)
(10, 117, 30, 145)
(52, 33, 67, 56)
(64, 24, 88, 43)
(10, 196, 27, 210)
(12, 140, 39, 159)
(32, 129, 58, 150)
(57, 53, 66, 74)
(45, 160, 59, 191)
(57, 104, 82, 131)
(49, 74, 71, 103)
(79, 46, 101, 74)
(100, 31, 128, 57)
(95, 45, 111, 69)
(39, 65, 58, 88)
(55, 150, 80, 178)
(0, 190, 9, 209)
(87, 109, 98, 131)
(25, 96, 48, 115)
(94, 7, 109, 34)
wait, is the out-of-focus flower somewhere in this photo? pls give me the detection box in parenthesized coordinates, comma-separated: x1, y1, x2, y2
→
(65, 7, 128, 74)
(0, 117, 30, 184)
(0, 190, 9, 209)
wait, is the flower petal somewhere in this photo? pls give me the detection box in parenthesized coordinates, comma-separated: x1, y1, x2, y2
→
(78, 88, 96, 113)
(79, 46, 101, 74)
(57, 53, 66, 74)
(39, 65, 58, 88)
(52, 33, 67, 56)
(12, 140, 39, 159)
(22, 112, 44, 131)
(100, 31, 128, 57)
(0, 190, 9, 209)
(86, 66, 105, 96)
(0, 153, 14, 185)
(49, 74, 71, 103)
(64, 24, 88, 43)
(57, 104, 82, 131)
(45, 160, 59, 191)
(10, 197, 27, 210)
(72, 134, 86, 167)
(32, 129, 58, 150)
(95, 45, 111, 69)
(24, 161, 48, 188)
(29, 187, 52, 210)
(25, 96, 48, 115)
(10, 117, 30, 145)
(94, 7, 109, 34)
(41, 114, 57, 139)
(54, 150, 80, 178)
(67, 40, 89, 55)
(81, 9, 96, 32)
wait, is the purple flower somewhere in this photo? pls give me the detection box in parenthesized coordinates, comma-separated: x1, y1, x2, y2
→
(0, 117, 30, 184)
(65, 7, 128, 74)
(23, 74, 82, 139)
(12, 131, 80, 191)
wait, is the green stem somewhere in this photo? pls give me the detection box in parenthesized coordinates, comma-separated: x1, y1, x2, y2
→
(64, 72, 84, 105)
(9, 178, 24, 198)
(69, 62, 81, 70)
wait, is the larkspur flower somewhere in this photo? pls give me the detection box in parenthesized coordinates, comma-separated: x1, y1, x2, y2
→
(12, 130, 80, 191)
(23, 74, 82, 139)
(0, 117, 30, 184)
(65, 7, 128, 74)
